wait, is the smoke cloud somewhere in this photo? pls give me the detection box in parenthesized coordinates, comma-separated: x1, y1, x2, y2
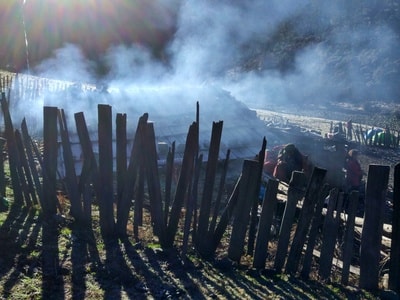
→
(9, 0, 400, 140)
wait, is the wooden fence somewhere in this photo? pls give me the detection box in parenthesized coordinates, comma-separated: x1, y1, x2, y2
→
(0, 91, 399, 293)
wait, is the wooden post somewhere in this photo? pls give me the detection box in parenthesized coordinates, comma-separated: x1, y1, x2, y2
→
(253, 178, 279, 269)
(247, 137, 267, 256)
(359, 164, 390, 290)
(42, 106, 58, 217)
(74, 112, 99, 195)
(319, 189, 344, 280)
(301, 184, 330, 279)
(228, 159, 260, 263)
(164, 142, 175, 227)
(116, 114, 147, 237)
(211, 175, 241, 257)
(58, 109, 81, 221)
(21, 119, 43, 207)
(165, 122, 198, 248)
(1, 93, 24, 206)
(0, 137, 6, 197)
(116, 113, 127, 213)
(197, 121, 223, 252)
(41, 107, 60, 281)
(182, 154, 203, 257)
(14, 130, 33, 207)
(274, 171, 307, 273)
(285, 167, 327, 275)
(209, 149, 230, 235)
(97, 104, 115, 238)
(341, 190, 359, 285)
(389, 163, 400, 292)
(133, 160, 145, 240)
(143, 122, 164, 238)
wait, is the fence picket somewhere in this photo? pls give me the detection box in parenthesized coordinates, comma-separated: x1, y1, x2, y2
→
(274, 171, 307, 272)
(285, 167, 327, 275)
(360, 165, 390, 290)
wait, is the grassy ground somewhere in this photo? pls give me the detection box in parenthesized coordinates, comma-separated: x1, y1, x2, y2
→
(0, 195, 389, 300)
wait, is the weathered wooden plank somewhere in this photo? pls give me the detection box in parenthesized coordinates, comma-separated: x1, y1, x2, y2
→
(359, 164, 390, 290)
(1, 93, 24, 205)
(389, 163, 400, 293)
(42, 106, 58, 216)
(74, 112, 99, 195)
(274, 171, 307, 273)
(97, 104, 115, 238)
(301, 184, 329, 279)
(58, 109, 81, 220)
(197, 121, 223, 250)
(163, 141, 175, 227)
(143, 122, 164, 238)
(228, 159, 260, 263)
(0, 137, 6, 197)
(319, 189, 343, 280)
(342, 190, 360, 285)
(116, 113, 127, 213)
(21, 119, 43, 207)
(165, 122, 198, 248)
(285, 167, 327, 275)
(14, 129, 33, 206)
(211, 174, 241, 257)
(116, 113, 147, 237)
(247, 137, 267, 256)
(182, 154, 203, 258)
(209, 149, 230, 236)
(253, 178, 279, 269)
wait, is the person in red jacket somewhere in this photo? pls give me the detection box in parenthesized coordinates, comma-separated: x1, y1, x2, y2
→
(344, 149, 363, 191)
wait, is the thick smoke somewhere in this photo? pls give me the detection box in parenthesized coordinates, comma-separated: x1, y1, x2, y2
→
(11, 0, 400, 133)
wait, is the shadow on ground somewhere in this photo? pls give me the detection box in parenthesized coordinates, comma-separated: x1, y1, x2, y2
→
(0, 204, 386, 299)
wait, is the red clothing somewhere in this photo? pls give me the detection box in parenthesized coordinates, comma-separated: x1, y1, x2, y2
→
(345, 157, 362, 187)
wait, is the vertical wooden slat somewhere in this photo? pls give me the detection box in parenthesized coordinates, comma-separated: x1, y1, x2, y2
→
(301, 183, 330, 279)
(42, 106, 58, 216)
(228, 159, 260, 263)
(253, 178, 279, 269)
(164, 141, 175, 227)
(14, 129, 33, 206)
(98, 104, 115, 238)
(285, 167, 327, 275)
(274, 171, 306, 272)
(389, 163, 400, 293)
(319, 189, 344, 280)
(197, 121, 223, 251)
(143, 122, 164, 238)
(165, 122, 198, 248)
(247, 137, 267, 256)
(58, 109, 81, 220)
(116, 113, 147, 237)
(0, 137, 6, 197)
(74, 112, 99, 194)
(133, 161, 145, 240)
(1, 93, 24, 205)
(360, 164, 390, 290)
(209, 149, 230, 235)
(341, 190, 359, 285)
(21, 119, 43, 206)
(42, 107, 60, 280)
(116, 113, 127, 212)
(210, 174, 241, 257)
(182, 154, 203, 257)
